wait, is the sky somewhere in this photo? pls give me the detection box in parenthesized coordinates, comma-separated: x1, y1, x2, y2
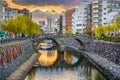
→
(13, 0, 81, 7)
(4, 0, 82, 14)
(1, 0, 83, 23)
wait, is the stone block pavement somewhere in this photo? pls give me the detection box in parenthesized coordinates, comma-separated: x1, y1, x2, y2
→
(6, 53, 39, 80)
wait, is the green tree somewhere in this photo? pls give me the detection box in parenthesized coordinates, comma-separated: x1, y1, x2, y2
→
(1, 15, 40, 37)
(94, 26, 104, 37)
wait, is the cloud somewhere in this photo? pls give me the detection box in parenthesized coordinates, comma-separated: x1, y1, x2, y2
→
(5, 0, 66, 14)
(13, 0, 81, 7)
(3, 0, 81, 23)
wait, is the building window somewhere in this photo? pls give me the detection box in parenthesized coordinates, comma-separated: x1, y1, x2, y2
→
(104, 23, 106, 25)
(104, 18, 106, 20)
(104, 13, 106, 15)
(76, 24, 82, 26)
(104, 8, 106, 10)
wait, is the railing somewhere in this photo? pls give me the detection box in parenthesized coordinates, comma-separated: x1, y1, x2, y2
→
(0, 37, 31, 45)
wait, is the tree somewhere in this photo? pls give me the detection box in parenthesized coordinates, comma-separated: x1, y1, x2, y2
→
(113, 17, 120, 28)
(1, 15, 40, 37)
(94, 26, 104, 37)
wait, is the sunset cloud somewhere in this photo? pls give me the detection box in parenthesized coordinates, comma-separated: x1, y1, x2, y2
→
(5, 0, 67, 14)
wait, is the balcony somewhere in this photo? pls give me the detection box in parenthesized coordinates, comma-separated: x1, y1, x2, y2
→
(93, 5, 99, 9)
(93, 19, 99, 22)
(108, 0, 120, 3)
(93, 0, 99, 4)
(93, 10, 98, 13)
(93, 14, 99, 18)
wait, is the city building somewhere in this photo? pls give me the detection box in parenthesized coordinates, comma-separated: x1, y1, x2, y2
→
(61, 13, 66, 34)
(3, 8, 31, 21)
(0, 1, 31, 22)
(59, 15, 63, 34)
(47, 14, 60, 34)
(0, 2, 3, 23)
(0, 1, 7, 23)
(39, 21, 45, 30)
(39, 21, 45, 27)
(65, 8, 75, 34)
(54, 19, 60, 33)
(92, 0, 120, 28)
(72, 0, 91, 34)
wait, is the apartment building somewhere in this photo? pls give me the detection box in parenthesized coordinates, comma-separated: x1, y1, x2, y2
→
(0, 1, 31, 22)
(92, 0, 120, 28)
(0, 1, 7, 23)
(72, 1, 91, 34)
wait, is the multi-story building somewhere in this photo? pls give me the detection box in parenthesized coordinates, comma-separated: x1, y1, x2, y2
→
(0, 1, 7, 23)
(92, 0, 120, 28)
(107, 0, 120, 23)
(72, 0, 91, 34)
(47, 14, 60, 33)
(3, 8, 31, 21)
(0, 1, 31, 22)
(65, 8, 75, 34)
(47, 15, 55, 33)
(55, 19, 60, 33)
(61, 13, 66, 34)
(39, 21, 45, 27)
(0, 2, 2, 23)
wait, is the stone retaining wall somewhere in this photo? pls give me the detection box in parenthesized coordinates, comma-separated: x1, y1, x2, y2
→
(86, 41, 120, 65)
(0, 39, 34, 80)
(65, 46, 120, 80)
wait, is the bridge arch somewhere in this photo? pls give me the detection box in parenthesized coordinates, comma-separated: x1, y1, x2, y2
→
(36, 37, 59, 49)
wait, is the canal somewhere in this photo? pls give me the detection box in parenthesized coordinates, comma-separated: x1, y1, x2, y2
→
(25, 40, 107, 80)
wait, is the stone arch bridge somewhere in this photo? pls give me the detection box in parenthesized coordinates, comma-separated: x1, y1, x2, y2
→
(32, 34, 93, 50)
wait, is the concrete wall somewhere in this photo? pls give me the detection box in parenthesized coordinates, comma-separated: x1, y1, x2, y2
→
(0, 40, 34, 80)
(86, 41, 120, 65)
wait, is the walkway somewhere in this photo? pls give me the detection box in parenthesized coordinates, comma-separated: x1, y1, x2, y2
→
(6, 53, 39, 80)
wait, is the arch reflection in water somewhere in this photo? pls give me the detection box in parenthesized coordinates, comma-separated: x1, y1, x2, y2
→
(64, 50, 79, 65)
(38, 50, 58, 67)
(25, 49, 106, 80)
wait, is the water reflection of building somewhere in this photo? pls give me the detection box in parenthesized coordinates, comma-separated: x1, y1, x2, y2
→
(38, 50, 58, 67)
(26, 49, 106, 80)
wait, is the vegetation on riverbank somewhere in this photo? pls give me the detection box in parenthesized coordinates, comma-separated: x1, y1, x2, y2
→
(0, 15, 40, 37)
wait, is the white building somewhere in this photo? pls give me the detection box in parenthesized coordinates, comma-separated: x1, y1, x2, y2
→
(72, 0, 90, 34)
(0, 1, 31, 22)
(92, 0, 120, 28)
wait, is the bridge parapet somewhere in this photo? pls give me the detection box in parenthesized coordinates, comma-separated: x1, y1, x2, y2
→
(33, 34, 92, 50)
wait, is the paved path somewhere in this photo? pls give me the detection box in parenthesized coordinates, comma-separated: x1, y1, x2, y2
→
(6, 53, 39, 80)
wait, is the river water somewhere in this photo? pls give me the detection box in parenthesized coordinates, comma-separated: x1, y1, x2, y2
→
(25, 49, 107, 80)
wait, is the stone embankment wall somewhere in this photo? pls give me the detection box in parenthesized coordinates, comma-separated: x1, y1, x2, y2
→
(0, 39, 34, 80)
(86, 41, 120, 65)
